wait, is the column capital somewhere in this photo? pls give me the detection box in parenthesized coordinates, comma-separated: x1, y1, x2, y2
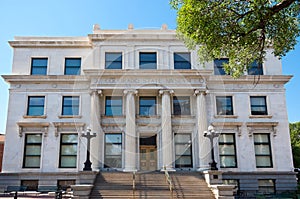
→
(90, 89, 102, 96)
(194, 89, 208, 96)
(123, 89, 138, 96)
(159, 89, 174, 96)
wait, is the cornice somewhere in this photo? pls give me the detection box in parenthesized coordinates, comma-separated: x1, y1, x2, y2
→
(208, 75, 292, 84)
(2, 75, 89, 84)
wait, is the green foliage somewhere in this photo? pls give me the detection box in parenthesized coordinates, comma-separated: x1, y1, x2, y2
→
(171, 0, 300, 78)
(290, 122, 300, 168)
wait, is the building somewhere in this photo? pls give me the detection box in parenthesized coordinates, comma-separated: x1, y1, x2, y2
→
(0, 134, 4, 172)
(0, 24, 297, 195)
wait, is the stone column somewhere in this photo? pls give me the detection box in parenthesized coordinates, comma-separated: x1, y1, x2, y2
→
(90, 90, 102, 169)
(123, 90, 138, 172)
(159, 89, 175, 171)
(195, 89, 210, 170)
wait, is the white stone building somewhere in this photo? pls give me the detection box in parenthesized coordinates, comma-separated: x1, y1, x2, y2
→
(0, 24, 297, 195)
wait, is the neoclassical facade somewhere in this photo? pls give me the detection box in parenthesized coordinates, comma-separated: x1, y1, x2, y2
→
(1, 24, 297, 194)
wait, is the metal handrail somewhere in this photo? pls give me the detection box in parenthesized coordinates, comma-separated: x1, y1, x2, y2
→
(163, 166, 173, 197)
(132, 171, 136, 193)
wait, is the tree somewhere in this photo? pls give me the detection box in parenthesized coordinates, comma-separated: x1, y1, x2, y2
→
(290, 122, 300, 168)
(171, 0, 300, 78)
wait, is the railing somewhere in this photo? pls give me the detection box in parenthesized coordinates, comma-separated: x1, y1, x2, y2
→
(132, 171, 136, 196)
(163, 166, 174, 198)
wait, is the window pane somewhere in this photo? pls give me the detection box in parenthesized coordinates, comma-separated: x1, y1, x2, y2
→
(220, 156, 236, 167)
(105, 53, 122, 69)
(219, 134, 234, 143)
(61, 145, 77, 155)
(31, 58, 47, 75)
(105, 134, 122, 168)
(61, 156, 77, 167)
(219, 134, 237, 168)
(140, 52, 157, 69)
(105, 145, 122, 155)
(175, 156, 192, 165)
(214, 59, 228, 75)
(251, 96, 267, 115)
(26, 134, 42, 143)
(248, 61, 263, 75)
(105, 97, 122, 116)
(175, 145, 191, 155)
(254, 134, 269, 143)
(25, 145, 41, 155)
(174, 53, 191, 69)
(216, 96, 233, 115)
(139, 97, 156, 116)
(65, 58, 81, 75)
(173, 96, 190, 115)
(104, 157, 122, 168)
(219, 145, 235, 155)
(175, 134, 192, 168)
(24, 157, 40, 167)
(256, 156, 272, 167)
(27, 97, 45, 116)
(62, 134, 78, 143)
(105, 134, 122, 143)
(62, 97, 79, 115)
(174, 134, 191, 143)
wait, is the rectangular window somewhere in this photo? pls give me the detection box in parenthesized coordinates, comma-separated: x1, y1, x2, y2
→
(250, 96, 267, 115)
(258, 179, 275, 194)
(62, 96, 79, 116)
(105, 96, 122, 116)
(104, 134, 122, 168)
(27, 96, 45, 116)
(248, 60, 263, 75)
(173, 96, 191, 115)
(64, 58, 81, 75)
(174, 53, 191, 69)
(105, 52, 122, 69)
(23, 134, 42, 168)
(31, 58, 48, 75)
(139, 97, 156, 116)
(214, 58, 228, 75)
(216, 96, 233, 115)
(21, 180, 39, 191)
(139, 52, 157, 69)
(175, 134, 192, 168)
(219, 134, 237, 168)
(254, 134, 272, 168)
(59, 134, 78, 168)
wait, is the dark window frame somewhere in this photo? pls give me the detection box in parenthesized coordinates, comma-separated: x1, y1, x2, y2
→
(139, 96, 157, 116)
(254, 134, 273, 168)
(23, 134, 42, 168)
(258, 179, 275, 194)
(62, 96, 80, 116)
(173, 96, 191, 115)
(139, 52, 157, 69)
(104, 133, 122, 168)
(250, 96, 268, 115)
(174, 133, 193, 168)
(105, 96, 123, 116)
(248, 61, 263, 75)
(31, 58, 48, 75)
(216, 96, 234, 115)
(59, 134, 78, 168)
(64, 58, 81, 75)
(27, 96, 45, 116)
(174, 52, 191, 69)
(105, 52, 122, 69)
(219, 133, 238, 168)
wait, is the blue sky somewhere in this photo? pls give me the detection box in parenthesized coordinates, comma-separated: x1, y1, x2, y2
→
(0, 0, 299, 133)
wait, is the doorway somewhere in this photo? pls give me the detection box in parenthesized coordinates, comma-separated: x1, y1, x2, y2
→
(140, 135, 157, 171)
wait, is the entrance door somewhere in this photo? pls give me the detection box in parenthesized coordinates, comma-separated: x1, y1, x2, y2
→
(140, 145, 157, 171)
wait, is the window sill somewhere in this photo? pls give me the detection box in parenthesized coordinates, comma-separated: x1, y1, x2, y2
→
(172, 115, 196, 118)
(23, 115, 47, 119)
(214, 115, 238, 119)
(102, 115, 125, 118)
(137, 115, 161, 119)
(58, 115, 82, 119)
(249, 115, 272, 119)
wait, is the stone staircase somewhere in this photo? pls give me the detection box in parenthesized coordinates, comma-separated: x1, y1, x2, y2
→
(89, 171, 215, 199)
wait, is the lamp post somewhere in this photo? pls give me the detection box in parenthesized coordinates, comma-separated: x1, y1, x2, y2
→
(204, 125, 220, 170)
(82, 127, 96, 171)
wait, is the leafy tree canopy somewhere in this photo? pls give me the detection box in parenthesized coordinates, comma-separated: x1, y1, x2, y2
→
(290, 122, 300, 168)
(171, 0, 300, 78)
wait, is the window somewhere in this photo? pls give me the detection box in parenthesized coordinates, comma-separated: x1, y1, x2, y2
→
(62, 96, 79, 116)
(31, 58, 48, 75)
(57, 180, 76, 191)
(59, 134, 78, 168)
(254, 134, 272, 168)
(219, 134, 237, 168)
(105, 52, 122, 69)
(258, 179, 275, 194)
(21, 180, 38, 191)
(105, 96, 122, 116)
(27, 96, 45, 116)
(250, 96, 267, 115)
(248, 60, 263, 75)
(104, 134, 122, 168)
(173, 96, 191, 115)
(175, 134, 192, 168)
(214, 58, 228, 75)
(174, 53, 191, 69)
(64, 58, 81, 75)
(216, 96, 233, 115)
(23, 134, 42, 168)
(139, 52, 157, 69)
(139, 97, 156, 116)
